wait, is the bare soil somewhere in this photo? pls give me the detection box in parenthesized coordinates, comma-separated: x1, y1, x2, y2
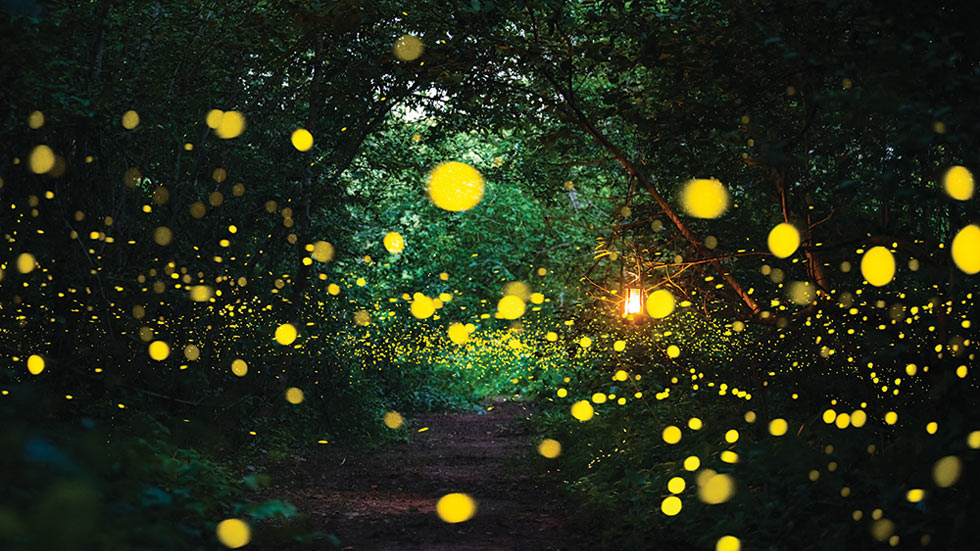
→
(267, 399, 591, 550)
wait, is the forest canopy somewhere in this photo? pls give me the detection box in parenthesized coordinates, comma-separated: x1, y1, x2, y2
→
(2, 0, 979, 549)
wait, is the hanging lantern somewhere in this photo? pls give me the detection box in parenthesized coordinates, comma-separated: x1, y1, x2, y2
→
(624, 286, 643, 316)
(621, 260, 645, 320)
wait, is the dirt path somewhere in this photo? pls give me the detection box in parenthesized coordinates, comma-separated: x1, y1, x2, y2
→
(269, 400, 590, 550)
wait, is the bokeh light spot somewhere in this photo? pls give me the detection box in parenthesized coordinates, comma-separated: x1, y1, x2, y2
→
(860, 246, 895, 287)
(148, 341, 170, 361)
(662, 425, 682, 444)
(716, 535, 741, 551)
(571, 400, 594, 422)
(538, 439, 561, 458)
(943, 165, 974, 200)
(436, 493, 476, 523)
(291, 128, 313, 151)
(427, 162, 485, 212)
(951, 224, 980, 274)
(932, 456, 962, 488)
(768, 418, 788, 436)
(27, 354, 45, 375)
(384, 411, 404, 429)
(681, 178, 729, 219)
(275, 323, 298, 345)
(216, 518, 250, 549)
(698, 473, 735, 504)
(29, 145, 55, 174)
(383, 232, 405, 254)
(768, 223, 800, 258)
(121, 110, 140, 130)
(393, 35, 424, 61)
(646, 289, 676, 318)
(661, 495, 682, 516)
(285, 387, 304, 404)
(214, 111, 245, 139)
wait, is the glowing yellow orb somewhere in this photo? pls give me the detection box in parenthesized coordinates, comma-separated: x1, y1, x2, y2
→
(666, 345, 680, 358)
(121, 110, 140, 130)
(645, 289, 675, 318)
(943, 165, 974, 200)
(206, 109, 224, 129)
(189, 285, 214, 302)
(29, 145, 55, 174)
(383, 232, 405, 254)
(721, 451, 739, 464)
(952, 224, 980, 274)
(787, 281, 815, 305)
(275, 323, 298, 345)
(354, 309, 371, 326)
(214, 111, 245, 139)
(231, 359, 248, 377)
(932, 455, 962, 488)
(768, 223, 800, 258)
(724, 429, 739, 443)
(384, 411, 404, 429)
(860, 246, 895, 287)
(411, 295, 435, 319)
(184, 345, 200, 361)
(683, 456, 700, 471)
(436, 493, 476, 523)
(311, 241, 334, 262)
(667, 476, 686, 494)
(716, 535, 741, 551)
(538, 439, 561, 458)
(613, 340, 626, 352)
(291, 128, 313, 151)
(153, 226, 173, 246)
(448, 323, 469, 344)
(148, 341, 170, 361)
(28, 110, 44, 129)
(502, 281, 530, 300)
(27, 355, 45, 375)
(698, 473, 735, 504)
(681, 178, 729, 219)
(571, 400, 594, 422)
(497, 295, 525, 320)
(16, 252, 37, 274)
(285, 387, 304, 404)
(216, 518, 250, 549)
(662, 425, 682, 444)
(427, 162, 484, 211)
(393, 35, 424, 61)
(768, 418, 788, 436)
(661, 495, 682, 516)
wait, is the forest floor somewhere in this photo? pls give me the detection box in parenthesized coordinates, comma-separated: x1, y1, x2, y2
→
(267, 399, 592, 550)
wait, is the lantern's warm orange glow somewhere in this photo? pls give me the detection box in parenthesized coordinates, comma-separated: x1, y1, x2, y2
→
(624, 288, 643, 316)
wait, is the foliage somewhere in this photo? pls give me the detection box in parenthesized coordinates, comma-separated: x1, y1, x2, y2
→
(2, 0, 979, 549)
